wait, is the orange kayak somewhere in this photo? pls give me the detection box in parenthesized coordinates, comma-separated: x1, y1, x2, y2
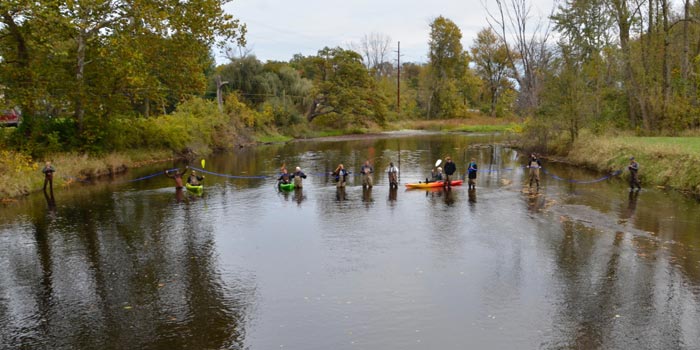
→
(405, 180, 463, 189)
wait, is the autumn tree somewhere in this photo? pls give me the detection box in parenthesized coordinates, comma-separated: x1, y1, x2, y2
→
(427, 16, 468, 119)
(470, 28, 513, 116)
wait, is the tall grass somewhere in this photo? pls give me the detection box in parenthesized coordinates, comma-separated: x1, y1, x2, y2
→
(567, 132, 700, 194)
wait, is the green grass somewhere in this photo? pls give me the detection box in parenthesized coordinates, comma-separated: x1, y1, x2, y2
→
(567, 134, 700, 194)
(617, 137, 700, 154)
(451, 123, 522, 133)
(255, 134, 294, 143)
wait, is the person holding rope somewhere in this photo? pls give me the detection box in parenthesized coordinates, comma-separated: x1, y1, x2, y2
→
(360, 160, 374, 188)
(628, 156, 641, 191)
(333, 164, 349, 188)
(291, 166, 307, 188)
(165, 166, 188, 189)
(527, 153, 542, 190)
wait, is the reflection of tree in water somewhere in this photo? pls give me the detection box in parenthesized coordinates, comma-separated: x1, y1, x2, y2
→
(0, 189, 251, 349)
(546, 220, 699, 348)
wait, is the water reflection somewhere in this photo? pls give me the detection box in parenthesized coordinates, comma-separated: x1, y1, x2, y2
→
(1, 132, 699, 349)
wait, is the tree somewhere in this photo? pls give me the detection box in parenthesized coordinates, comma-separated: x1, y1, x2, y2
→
(427, 16, 467, 118)
(350, 32, 392, 78)
(305, 47, 388, 127)
(487, 0, 554, 117)
(470, 28, 513, 116)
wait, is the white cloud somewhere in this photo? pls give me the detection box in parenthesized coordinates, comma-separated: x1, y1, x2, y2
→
(221, 0, 556, 63)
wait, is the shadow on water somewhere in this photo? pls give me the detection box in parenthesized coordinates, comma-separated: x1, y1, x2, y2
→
(1, 132, 699, 349)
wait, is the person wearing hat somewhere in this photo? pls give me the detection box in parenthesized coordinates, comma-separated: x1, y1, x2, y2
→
(387, 162, 399, 189)
(187, 169, 204, 186)
(628, 157, 641, 191)
(443, 157, 457, 188)
(291, 166, 307, 188)
(527, 153, 542, 190)
(467, 158, 478, 190)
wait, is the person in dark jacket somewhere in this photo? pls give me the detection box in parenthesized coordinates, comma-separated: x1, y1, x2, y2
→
(291, 166, 307, 188)
(527, 153, 542, 190)
(628, 157, 641, 191)
(165, 166, 188, 189)
(278, 167, 291, 185)
(187, 169, 204, 186)
(443, 157, 457, 188)
(467, 158, 478, 189)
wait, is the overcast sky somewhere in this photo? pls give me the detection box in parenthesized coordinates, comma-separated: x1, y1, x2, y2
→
(220, 0, 556, 64)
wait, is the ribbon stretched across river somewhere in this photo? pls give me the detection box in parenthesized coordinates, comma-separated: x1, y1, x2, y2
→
(188, 166, 269, 179)
(541, 168, 622, 184)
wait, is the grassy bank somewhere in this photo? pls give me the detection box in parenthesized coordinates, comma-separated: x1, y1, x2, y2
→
(389, 116, 521, 133)
(565, 134, 700, 195)
(0, 149, 175, 201)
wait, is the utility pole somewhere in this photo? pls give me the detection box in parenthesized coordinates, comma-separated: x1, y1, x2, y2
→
(396, 41, 401, 115)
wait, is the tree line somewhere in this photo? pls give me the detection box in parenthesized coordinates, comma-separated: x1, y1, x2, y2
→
(2, 0, 700, 157)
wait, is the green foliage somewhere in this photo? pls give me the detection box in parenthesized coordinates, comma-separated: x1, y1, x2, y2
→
(427, 16, 470, 119)
(304, 47, 389, 128)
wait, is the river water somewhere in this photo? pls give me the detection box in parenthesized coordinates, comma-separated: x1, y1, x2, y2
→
(1, 132, 699, 349)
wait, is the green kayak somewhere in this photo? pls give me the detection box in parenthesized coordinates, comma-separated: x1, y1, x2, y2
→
(185, 183, 203, 194)
(279, 183, 295, 191)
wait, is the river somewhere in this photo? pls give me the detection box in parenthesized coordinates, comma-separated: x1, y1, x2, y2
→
(1, 132, 699, 349)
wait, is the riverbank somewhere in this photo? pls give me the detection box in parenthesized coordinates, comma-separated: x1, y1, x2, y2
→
(561, 134, 700, 196)
(0, 149, 176, 202)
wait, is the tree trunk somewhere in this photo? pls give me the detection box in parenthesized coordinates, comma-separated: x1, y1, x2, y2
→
(75, 31, 87, 131)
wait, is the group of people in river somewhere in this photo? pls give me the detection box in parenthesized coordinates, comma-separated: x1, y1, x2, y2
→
(41, 152, 643, 199)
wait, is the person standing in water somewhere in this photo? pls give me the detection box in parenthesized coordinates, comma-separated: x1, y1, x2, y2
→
(42, 161, 56, 193)
(527, 153, 542, 190)
(467, 158, 478, 189)
(628, 156, 641, 191)
(333, 164, 349, 188)
(165, 166, 188, 189)
(443, 157, 457, 188)
(291, 166, 307, 188)
(387, 162, 399, 189)
(360, 160, 374, 188)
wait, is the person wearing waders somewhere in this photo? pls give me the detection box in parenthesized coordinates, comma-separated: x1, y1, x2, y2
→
(291, 166, 307, 188)
(443, 157, 457, 189)
(42, 161, 56, 193)
(628, 157, 641, 191)
(387, 162, 399, 189)
(527, 153, 542, 190)
(165, 166, 188, 189)
(360, 160, 373, 188)
(467, 158, 478, 189)
(333, 164, 349, 188)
